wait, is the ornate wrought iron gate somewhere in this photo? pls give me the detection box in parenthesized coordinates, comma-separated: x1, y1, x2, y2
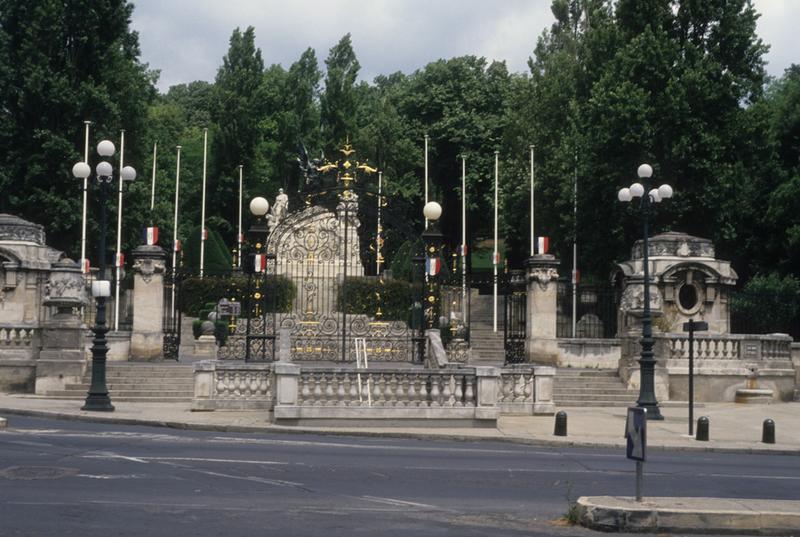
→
(162, 271, 181, 361)
(503, 269, 527, 364)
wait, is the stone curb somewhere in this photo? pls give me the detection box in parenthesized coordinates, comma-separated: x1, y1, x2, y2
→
(577, 496, 800, 535)
(1, 407, 799, 456)
(0, 416, 6, 429)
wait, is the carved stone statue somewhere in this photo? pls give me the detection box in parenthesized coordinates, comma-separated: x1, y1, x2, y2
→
(267, 188, 289, 232)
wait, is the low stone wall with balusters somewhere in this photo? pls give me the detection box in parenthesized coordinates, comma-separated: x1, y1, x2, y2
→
(658, 333, 796, 401)
(192, 361, 557, 423)
(0, 325, 40, 391)
(192, 361, 274, 411)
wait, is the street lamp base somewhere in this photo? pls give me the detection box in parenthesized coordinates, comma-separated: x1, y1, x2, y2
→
(82, 393, 115, 412)
(636, 401, 664, 420)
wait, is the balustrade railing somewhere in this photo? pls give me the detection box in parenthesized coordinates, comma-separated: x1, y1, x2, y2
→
(0, 325, 37, 348)
(214, 368, 273, 400)
(499, 370, 534, 404)
(660, 333, 792, 361)
(296, 369, 477, 408)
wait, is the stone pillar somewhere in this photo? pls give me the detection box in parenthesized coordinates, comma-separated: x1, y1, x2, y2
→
(526, 254, 560, 365)
(35, 259, 87, 394)
(474, 366, 500, 421)
(273, 362, 301, 422)
(130, 245, 166, 360)
(532, 365, 556, 415)
(192, 360, 216, 411)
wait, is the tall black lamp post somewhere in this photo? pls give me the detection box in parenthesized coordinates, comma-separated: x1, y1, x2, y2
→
(245, 196, 271, 362)
(72, 140, 137, 411)
(421, 201, 444, 331)
(618, 163, 673, 420)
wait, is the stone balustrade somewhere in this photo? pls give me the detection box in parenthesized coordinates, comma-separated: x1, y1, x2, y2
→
(192, 361, 273, 410)
(0, 325, 37, 349)
(297, 369, 477, 408)
(659, 333, 792, 361)
(192, 361, 556, 423)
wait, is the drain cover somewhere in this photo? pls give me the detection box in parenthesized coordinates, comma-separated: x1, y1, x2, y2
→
(0, 466, 79, 480)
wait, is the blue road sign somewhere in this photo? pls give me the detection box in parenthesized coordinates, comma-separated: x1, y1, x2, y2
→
(626, 407, 647, 461)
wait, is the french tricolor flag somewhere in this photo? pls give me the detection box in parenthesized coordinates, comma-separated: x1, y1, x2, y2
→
(143, 226, 158, 246)
(492, 251, 501, 266)
(536, 236, 549, 255)
(174, 239, 182, 252)
(202, 228, 208, 240)
(253, 254, 267, 273)
(572, 269, 581, 285)
(115, 252, 125, 268)
(425, 256, 441, 276)
(81, 258, 90, 274)
(458, 244, 468, 256)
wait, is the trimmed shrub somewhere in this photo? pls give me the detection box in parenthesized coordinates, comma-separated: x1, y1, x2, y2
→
(180, 274, 296, 317)
(183, 225, 233, 274)
(337, 276, 418, 321)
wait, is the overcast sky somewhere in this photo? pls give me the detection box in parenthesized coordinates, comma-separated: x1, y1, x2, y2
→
(130, 0, 798, 93)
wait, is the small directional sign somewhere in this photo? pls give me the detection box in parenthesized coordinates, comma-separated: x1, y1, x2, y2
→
(626, 407, 647, 461)
(217, 298, 241, 317)
(682, 320, 709, 332)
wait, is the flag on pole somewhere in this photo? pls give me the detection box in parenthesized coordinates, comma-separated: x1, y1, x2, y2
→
(174, 239, 182, 252)
(425, 256, 441, 276)
(492, 251, 501, 265)
(81, 258, 90, 273)
(143, 226, 159, 246)
(253, 254, 267, 273)
(202, 228, 208, 240)
(536, 236, 550, 255)
(238, 233, 244, 243)
(458, 244, 469, 256)
(115, 252, 125, 268)
(572, 268, 580, 285)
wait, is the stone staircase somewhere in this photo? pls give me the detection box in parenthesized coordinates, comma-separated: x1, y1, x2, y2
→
(45, 362, 195, 403)
(467, 292, 506, 364)
(553, 368, 637, 407)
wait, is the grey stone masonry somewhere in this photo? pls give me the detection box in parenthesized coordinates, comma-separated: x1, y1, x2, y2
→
(526, 254, 560, 365)
(130, 245, 166, 361)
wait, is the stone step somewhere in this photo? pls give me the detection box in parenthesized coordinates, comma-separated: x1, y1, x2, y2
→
(556, 369, 619, 377)
(554, 390, 632, 397)
(46, 394, 192, 403)
(554, 400, 634, 407)
(65, 381, 195, 391)
(554, 394, 635, 403)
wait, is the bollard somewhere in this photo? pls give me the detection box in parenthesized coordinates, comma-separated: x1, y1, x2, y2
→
(762, 419, 775, 444)
(696, 416, 709, 441)
(554, 410, 568, 436)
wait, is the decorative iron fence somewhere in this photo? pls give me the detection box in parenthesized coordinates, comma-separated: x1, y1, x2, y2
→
(557, 281, 619, 339)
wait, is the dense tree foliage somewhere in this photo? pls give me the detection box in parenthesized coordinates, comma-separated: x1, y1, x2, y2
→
(2, 0, 798, 291)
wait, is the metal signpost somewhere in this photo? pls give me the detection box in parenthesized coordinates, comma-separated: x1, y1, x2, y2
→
(682, 319, 708, 436)
(626, 406, 647, 502)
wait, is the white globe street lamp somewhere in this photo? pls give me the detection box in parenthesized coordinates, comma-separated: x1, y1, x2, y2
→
(618, 163, 673, 421)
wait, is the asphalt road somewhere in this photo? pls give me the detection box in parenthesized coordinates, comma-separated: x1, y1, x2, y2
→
(1, 416, 799, 537)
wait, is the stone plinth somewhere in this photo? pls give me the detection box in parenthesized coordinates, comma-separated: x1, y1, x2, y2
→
(525, 255, 560, 364)
(130, 245, 166, 360)
(193, 335, 217, 359)
(35, 258, 87, 394)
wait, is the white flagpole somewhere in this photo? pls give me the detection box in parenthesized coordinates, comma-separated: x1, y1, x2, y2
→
(113, 130, 125, 331)
(81, 120, 91, 274)
(424, 134, 429, 230)
(530, 145, 535, 257)
(237, 164, 243, 269)
(461, 155, 467, 323)
(572, 152, 578, 338)
(171, 146, 182, 317)
(150, 142, 157, 212)
(377, 171, 382, 275)
(493, 150, 499, 333)
(199, 127, 208, 278)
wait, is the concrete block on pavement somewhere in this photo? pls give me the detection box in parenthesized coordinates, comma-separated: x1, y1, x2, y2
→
(577, 496, 800, 535)
(0, 416, 6, 429)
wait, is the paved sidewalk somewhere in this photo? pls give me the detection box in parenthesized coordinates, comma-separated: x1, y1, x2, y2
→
(0, 393, 798, 454)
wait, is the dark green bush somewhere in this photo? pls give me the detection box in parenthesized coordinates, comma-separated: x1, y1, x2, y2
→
(183, 225, 233, 274)
(180, 274, 296, 317)
(337, 276, 418, 321)
(731, 273, 800, 335)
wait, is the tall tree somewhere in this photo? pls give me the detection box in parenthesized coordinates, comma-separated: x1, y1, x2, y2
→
(0, 0, 155, 255)
(321, 34, 360, 152)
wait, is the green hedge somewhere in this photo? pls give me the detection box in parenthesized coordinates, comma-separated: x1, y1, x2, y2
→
(180, 274, 296, 317)
(337, 276, 418, 321)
